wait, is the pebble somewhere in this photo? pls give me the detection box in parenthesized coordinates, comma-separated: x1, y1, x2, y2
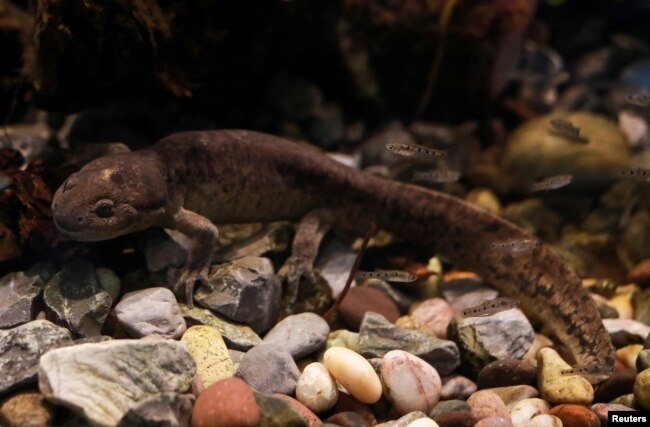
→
(477, 359, 537, 389)
(547, 404, 600, 427)
(43, 260, 116, 337)
(634, 288, 650, 325)
(594, 368, 636, 403)
(323, 346, 382, 404)
(591, 403, 634, 425)
(525, 414, 563, 427)
(439, 277, 499, 313)
(236, 344, 300, 395)
(440, 375, 477, 400)
(405, 418, 440, 427)
(617, 344, 644, 369)
(191, 377, 260, 427)
(357, 312, 460, 375)
(332, 392, 377, 426)
(467, 390, 510, 421)
(637, 349, 650, 371)
(376, 411, 427, 427)
(449, 309, 535, 373)
(634, 368, 650, 409)
(194, 256, 281, 333)
(273, 394, 321, 426)
(0, 320, 72, 394)
(180, 304, 262, 351)
(365, 279, 413, 313)
(523, 334, 554, 366)
(296, 362, 339, 413)
(0, 271, 42, 329)
(262, 312, 329, 358)
(487, 385, 539, 407)
(326, 329, 360, 353)
(474, 417, 513, 427)
(381, 350, 442, 415)
(431, 410, 475, 427)
(115, 287, 186, 339)
(254, 390, 312, 426)
(144, 229, 189, 273)
(509, 398, 550, 426)
(117, 392, 194, 427)
(325, 411, 369, 427)
(610, 393, 636, 408)
(603, 318, 650, 346)
(339, 286, 400, 330)
(0, 391, 54, 427)
(629, 258, 650, 287)
(429, 400, 471, 418)
(315, 238, 357, 298)
(409, 298, 454, 339)
(537, 348, 594, 405)
(181, 325, 234, 388)
(39, 339, 196, 427)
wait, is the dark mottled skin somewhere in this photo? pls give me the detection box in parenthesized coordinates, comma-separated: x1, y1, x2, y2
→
(52, 130, 614, 366)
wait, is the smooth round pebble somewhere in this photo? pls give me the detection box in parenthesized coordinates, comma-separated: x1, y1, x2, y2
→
(181, 325, 234, 388)
(547, 404, 600, 427)
(634, 368, 650, 409)
(467, 390, 509, 421)
(537, 348, 593, 405)
(405, 418, 439, 427)
(431, 410, 475, 427)
(410, 298, 453, 339)
(324, 346, 382, 404)
(236, 344, 300, 395)
(525, 414, 563, 427)
(262, 312, 329, 358)
(296, 362, 339, 413)
(338, 286, 400, 330)
(477, 359, 537, 389)
(509, 398, 550, 426)
(474, 417, 513, 427)
(191, 377, 259, 427)
(381, 350, 441, 415)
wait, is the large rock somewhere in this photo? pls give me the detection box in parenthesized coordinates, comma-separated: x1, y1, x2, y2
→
(194, 257, 281, 333)
(38, 339, 196, 427)
(0, 320, 73, 395)
(0, 271, 43, 329)
(116, 392, 194, 427)
(114, 287, 186, 339)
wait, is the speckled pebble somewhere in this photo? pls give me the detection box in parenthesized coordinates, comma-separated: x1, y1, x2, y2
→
(0, 391, 54, 427)
(547, 404, 600, 427)
(296, 362, 339, 413)
(610, 393, 636, 408)
(591, 403, 634, 425)
(634, 368, 650, 409)
(474, 417, 513, 427)
(236, 344, 300, 395)
(115, 287, 186, 339)
(262, 312, 329, 358)
(524, 414, 563, 427)
(467, 390, 510, 422)
(181, 325, 234, 388)
(440, 375, 476, 400)
(477, 359, 537, 389)
(537, 348, 593, 405)
(409, 298, 453, 339)
(509, 398, 550, 426)
(324, 346, 382, 404)
(381, 350, 441, 415)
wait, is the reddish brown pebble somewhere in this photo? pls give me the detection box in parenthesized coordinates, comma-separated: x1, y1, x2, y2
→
(548, 404, 600, 427)
(467, 390, 510, 421)
(338, 286, 399, 330)
(272, 394, 321, 426)
(629, 259, 650, 287)
(594, 368, 636, 403)
(191, 377, 260, 427)
(332, 392, 377, 426)
(477, 359, 537, 389)
(432, 410, 476, 427)
(325, 411, 371, 427)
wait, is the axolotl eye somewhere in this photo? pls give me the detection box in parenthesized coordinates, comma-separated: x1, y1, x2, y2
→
(94, 199, 115, 218)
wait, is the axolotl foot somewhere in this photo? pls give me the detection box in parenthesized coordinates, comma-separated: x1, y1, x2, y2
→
(174, 267, 214, 308)
(277, 254, 317, 305)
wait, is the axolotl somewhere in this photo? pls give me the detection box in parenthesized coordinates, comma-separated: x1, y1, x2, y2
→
(51, 130, 614, 367)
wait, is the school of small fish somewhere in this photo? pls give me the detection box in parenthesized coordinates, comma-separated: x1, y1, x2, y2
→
(462, 297, 519, 318)
(385, 142, 447, 159)
(412, 169, 462, 183)
(490, 238, 539, 253)
(357, 270, 418, 283)
(549, 118, 589, 143)
(530, 174, 573, 192)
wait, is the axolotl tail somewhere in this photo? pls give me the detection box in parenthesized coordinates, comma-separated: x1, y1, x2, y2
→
(338, 174, 615, 367)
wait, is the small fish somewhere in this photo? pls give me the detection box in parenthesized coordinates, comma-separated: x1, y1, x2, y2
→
(462, 297, 519, 318)
(357, 270, 418, 283)
(491, 238, 539, 253)
(530, 174, 573, 192)
(561, 363, 614, 382)
(618, 168, 650, 182)
(549, 118, 589, 143)
(413, 170, 462, 183)
(626, 93, 649, 108)
(385, 142, 446, 159)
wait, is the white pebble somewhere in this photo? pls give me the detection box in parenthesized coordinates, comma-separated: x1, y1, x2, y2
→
(523, 414, 563, 427)
(406, 418, 439, 427)
(510, 398, 550, 426)
(296, 362, 338, 413)
(381, 350, 441, 415)
(324, 346, 382, 404)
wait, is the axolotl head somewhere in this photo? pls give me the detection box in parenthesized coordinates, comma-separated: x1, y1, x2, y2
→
(52, 153, 169, 241)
